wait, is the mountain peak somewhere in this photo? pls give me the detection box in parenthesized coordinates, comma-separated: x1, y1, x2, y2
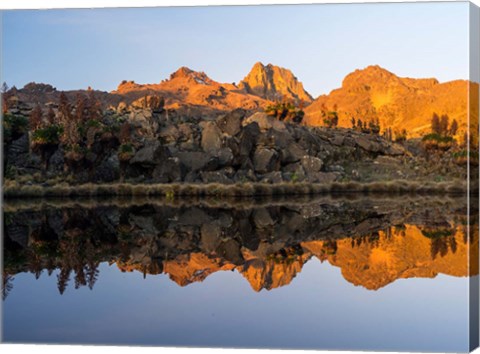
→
(170, 66, 194, 79)
(239, 62, 313, 103)
(342, 65, 398, 87)
(252, 61, 266, 69)
(304, 66, 467, 139)
(169, 66, 211, 84)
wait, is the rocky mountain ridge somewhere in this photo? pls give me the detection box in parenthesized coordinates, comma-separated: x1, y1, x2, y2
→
(304, 65, 470, 138)
(5, 64, 471, 140)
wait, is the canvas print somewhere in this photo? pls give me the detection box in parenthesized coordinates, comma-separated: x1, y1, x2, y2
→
(1, 1, 479, 352)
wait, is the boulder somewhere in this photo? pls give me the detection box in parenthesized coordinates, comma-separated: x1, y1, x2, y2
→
(301, 156, 323, 174)
(327, 165, 345, 173)
(329, 134, 345, 146)
(238, 122, 261, 157)
(94, 153, 120, 182)
(152, 157, 184, 182)
(7, 134, 44, 174)
(7, 134, 29, 157)
(243, 112, 286, 132)
(307, 171, 340, 183)
(281, 142, 306, 164)
(234, 169, 257, 182)
(295, 128, 322, 154)
(356, 135, 381, 153)
(216, 147, 234, 167)
(159, 125, 180, 144)
(117, 102, 128, 113)
(216, 108, 245, 136)
(282, 162, 306, 182)
(253, 148, 280, 174)
(257, 128, 294, 149)
(129, 109, 159, 139)
(200, 121, 223, 152)
(184, 171, 200, 183)
(261, 171, 283, 183)
(130, 140, 170, 166)
(200, 171, 234, 184)
(176, 151, 218, 172)
(47, 148, 65, 175)
(240, 157, 255, 171)
(385, 143, 405, 156)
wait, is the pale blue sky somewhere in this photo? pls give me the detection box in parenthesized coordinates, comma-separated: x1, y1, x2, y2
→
(1, 2, 470, 97)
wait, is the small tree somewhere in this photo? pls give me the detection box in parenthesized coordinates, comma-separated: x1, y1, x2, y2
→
(75, 94, 87, 122)
(351, 117, 356, 128)
(46, 107, 56, 125)
(431, 113, 441, 135)
(384, 127, 393, 141)
(368, 118, 380, 135)
(395, 129, 407, 143)
(2, 82, 11, 114)
(357, 119, 363, 130)
(87, 90, 102, 121)
(119, 121, 131, 144)
(331, 112, 339, 127)
(324, 111, 338, 128)
(450, 119, 459, 136)
(440, 114, 449, 136)
(29, 104, 43, 131)
(58, 93, 71, 120)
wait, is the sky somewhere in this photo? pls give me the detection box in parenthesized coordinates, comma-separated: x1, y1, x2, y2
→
(1, 2, 471, 97)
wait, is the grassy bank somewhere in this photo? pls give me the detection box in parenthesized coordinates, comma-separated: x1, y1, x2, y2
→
(3, 193, 466, 213)
(2, 179, 472, 199)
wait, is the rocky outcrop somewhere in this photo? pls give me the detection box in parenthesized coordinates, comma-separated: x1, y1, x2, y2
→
(112, 66, 269, 116)
(304, 65, 470, 138)
(6, 100, 418, 184)
(122, 108, 414, 183)
(4, 64, 472, 186)
(238, 62, 313, 103)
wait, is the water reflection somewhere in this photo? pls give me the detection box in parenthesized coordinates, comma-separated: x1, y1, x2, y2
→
(3, 195, 478, 298)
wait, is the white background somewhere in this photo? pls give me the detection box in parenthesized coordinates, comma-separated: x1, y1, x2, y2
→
(0, 1, 479, 354)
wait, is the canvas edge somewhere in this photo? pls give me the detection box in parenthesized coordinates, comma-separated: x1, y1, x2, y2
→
(469, 1, 480, 352)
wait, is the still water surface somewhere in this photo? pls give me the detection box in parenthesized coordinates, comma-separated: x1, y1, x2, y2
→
(2, 195, 477, 351)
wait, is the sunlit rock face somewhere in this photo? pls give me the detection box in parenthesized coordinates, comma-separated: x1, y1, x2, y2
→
(238, 62, 313, 103)
(304, 65, 471, 138)
(113, 66, 269, 115)
(2, 196, 478, 298)
(7, 65, 473, 140)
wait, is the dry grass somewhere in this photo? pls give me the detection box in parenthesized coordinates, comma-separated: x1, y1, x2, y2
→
(2, 193, 465, 214)
(3, 179, 470, 199)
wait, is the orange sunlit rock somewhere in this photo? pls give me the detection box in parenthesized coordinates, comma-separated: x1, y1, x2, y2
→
(304, 65, 471, 138)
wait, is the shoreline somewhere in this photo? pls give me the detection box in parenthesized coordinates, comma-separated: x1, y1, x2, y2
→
(2, 180, 473, 199)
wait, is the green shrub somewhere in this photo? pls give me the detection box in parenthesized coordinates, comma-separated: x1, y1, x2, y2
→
(118, 143, 135, 161)
(3, 114, 29, 141)
(78, 119, 103, 136)
(265, 101, 304, 123)
(452, 149, 479, 166)
(422, 133, 455, 151)
(31, 124, 63, 145)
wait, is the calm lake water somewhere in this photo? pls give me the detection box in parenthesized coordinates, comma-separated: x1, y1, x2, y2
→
(2, 195, 478, 352)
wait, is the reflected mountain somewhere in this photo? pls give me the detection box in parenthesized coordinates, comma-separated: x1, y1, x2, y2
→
(3, 195, 478, 298)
